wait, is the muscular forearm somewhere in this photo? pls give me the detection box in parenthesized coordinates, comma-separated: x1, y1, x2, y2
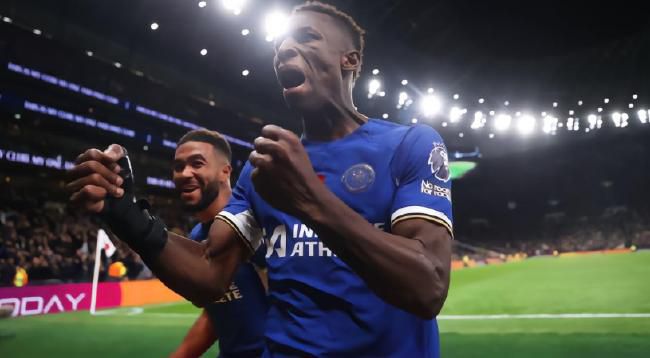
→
(139, 232, 241, 306)
(171, 309, 218, 358)
(303, 192, 451, 319)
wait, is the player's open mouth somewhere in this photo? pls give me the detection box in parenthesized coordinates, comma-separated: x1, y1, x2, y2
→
(278, 66, 306, 89)
(181, 186, 199, 193)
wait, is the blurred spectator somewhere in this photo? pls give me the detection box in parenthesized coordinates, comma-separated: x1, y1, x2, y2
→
(2, 197, 648, 285)
(0, 198, 193, 287)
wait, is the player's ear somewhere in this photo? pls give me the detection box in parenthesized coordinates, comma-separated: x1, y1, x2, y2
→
(222, 163, 233, 185)
(341, 50, 361, 76)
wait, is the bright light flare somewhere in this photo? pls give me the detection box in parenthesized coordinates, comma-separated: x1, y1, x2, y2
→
(494, 114, 512, 131)
(517, 114, 536, 135)
(419, 95, 442, 118)
(222, 0, 246, 15)
(264, 11, 289, 41)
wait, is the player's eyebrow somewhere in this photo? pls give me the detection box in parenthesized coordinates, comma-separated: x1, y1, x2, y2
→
(274, 26, 323, 50)
(172, 153, 206, 168)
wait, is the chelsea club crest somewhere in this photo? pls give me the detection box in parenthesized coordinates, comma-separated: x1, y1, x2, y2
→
(341, 163, 376, 193)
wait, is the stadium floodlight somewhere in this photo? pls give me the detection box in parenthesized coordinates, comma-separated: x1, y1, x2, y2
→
(242, 69, 250, 76)
(621, 113, 629, 128)
(458, 132, 464, 138)
(401, 79, 408, 86)
(222, 0, 247, 15)
(471, 111, 485, 129)
(604, 98, 610, 104)
(241, 28, 250, 36)
(489, 110, 495, 116)
(478, 98, 485, 104)
(382, 113, 389, 119)
(449, 106, 466, 123)
(378, 91, 386, 97)
(517, 114, 536, 135)
(198, 1, 207, 8)
(2, 17, 11, 23)
(453, 94, 460, 100)
(200, 48, 208, 56)
(611, 112, 621, 127)
(419, 94, 442, 118)
(553, 102, 558, 108)
(578, 100, 583, 106)
(150, 22, 159, 30)
(567, 117, 576, 131)
(86, 50, 94, 57)
(427, 88, 434, 94)
(489, 133, 495, 138)
(264, 11, 289, 41)
(568, 110, 574, 115)
(442, 122, 448, 127)
(541, 111, 547, 116)
(494, 114, 512, 131)
(628, 103, 634, 109)
(542, 115, 558, 134)
(397, 91, 409, 108)
(411, 118, 418, 124)
(597, 107, 603, 113)
(587, 114, 598, 129)
(372, 68, 380, 75)
(367, 79, 381, 98)
(114, 62, 122, 69)
(633, 94, 638, 100)
(504, 100, 510, 106)
(637, 109, 648, 124)
(33, 29, 42, 35)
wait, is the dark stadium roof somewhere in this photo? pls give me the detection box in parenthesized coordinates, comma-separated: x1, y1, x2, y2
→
(1, 0, 649, 157)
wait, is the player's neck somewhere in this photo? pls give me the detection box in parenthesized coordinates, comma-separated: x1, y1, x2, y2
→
(301, 101, 367, 142)
(196, 189, 231, 223)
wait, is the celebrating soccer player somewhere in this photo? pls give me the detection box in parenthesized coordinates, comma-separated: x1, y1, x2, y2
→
(168, 130, 267, 358)
(67, 2, 453, 356)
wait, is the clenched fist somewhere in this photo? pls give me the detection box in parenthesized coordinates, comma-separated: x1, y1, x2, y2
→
(249, 125, 327, 220)
(66, 144, 126, 212)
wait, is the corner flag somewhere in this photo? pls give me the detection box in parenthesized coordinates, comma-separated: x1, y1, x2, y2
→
(90, 229, 116, 314)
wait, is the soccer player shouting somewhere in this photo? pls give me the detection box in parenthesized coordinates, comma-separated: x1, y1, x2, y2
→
(67, 2, 453, 356)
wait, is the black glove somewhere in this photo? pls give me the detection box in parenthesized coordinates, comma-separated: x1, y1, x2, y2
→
(101, 147, 168, 257)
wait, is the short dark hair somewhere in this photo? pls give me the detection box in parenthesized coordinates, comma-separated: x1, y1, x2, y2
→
(177, 129, 232, 162)
(293, 1, 365, 79)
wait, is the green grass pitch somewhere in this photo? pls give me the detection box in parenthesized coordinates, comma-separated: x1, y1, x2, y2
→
(2, 251, 649, 357)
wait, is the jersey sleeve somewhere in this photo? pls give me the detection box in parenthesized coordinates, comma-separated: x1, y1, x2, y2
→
(215, 162, 264, 252)
(389, 125, 453, 237)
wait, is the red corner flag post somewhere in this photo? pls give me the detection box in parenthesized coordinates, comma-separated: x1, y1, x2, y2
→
(90, 229, 116, 314)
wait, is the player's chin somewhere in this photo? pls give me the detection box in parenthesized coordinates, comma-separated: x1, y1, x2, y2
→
(180, 191, 201, 205)
(283, 85, 319, 110)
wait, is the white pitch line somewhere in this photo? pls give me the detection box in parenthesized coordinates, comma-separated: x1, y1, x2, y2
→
(94, 307, 144, 316)
(438, 313, 650, 320)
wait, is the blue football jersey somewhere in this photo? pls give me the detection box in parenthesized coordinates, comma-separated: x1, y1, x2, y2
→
(217, 119, 453, 357)
(189, 222, 268, 358)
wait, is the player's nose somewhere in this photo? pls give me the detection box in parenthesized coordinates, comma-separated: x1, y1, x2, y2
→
(277, 41, 299, 65)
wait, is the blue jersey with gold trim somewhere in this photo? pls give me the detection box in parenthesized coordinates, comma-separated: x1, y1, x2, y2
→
(218, 119, 452, 357)
(189, 222, 268, 358)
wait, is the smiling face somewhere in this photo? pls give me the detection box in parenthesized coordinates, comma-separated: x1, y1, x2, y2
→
(172, 141, 231, 213)
(273, 10, 361, 113)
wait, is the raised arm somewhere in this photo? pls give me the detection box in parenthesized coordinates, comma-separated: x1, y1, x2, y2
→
(66, 145, 248, 306)
(250, 125, 452, 319)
